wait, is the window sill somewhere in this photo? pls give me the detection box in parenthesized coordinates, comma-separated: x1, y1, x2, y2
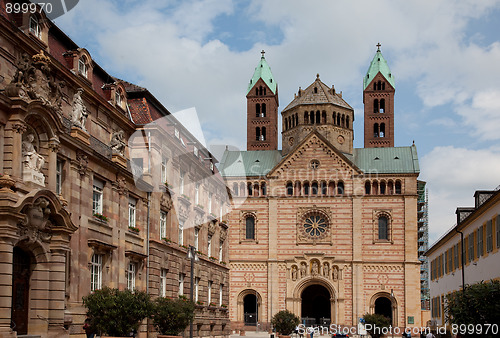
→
(373, 239, 394, 244)
(88, 217, 112, 229)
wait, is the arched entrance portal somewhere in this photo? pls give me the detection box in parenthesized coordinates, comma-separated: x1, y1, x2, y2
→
(11, 247, 32, 335)
(243, 294, 258, 325)
(301, 284, 331, 326)
(375, 297, 392, 324)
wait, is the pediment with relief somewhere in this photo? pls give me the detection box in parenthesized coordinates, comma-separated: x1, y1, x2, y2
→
(267, 131, 361, 179)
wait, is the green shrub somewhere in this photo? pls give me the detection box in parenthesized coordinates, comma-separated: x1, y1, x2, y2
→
(362, 313, 391, 338)
(82, 287, 152, 336)
(271, 310, 300, 335)
(151, 297, 195, 335)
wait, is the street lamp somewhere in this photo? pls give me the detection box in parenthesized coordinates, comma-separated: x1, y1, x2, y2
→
(188, 245, 199, 338)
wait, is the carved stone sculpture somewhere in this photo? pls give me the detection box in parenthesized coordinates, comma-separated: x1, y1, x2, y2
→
(300, 262, 307, 277)
(22, 133, 45, 172)
(110, 130, 126, 155)
(333, 266, 339, 281)
(311, 261, 319, 276)
(70, 88, 88, 130)
(18, 197, 53, 243)
(291, 265, 298, 281)
(323, 262, 330, 278)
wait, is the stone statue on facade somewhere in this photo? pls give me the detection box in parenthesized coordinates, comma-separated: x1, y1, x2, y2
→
(22, 133, 45, 172)
(70, 88, 88, 130)
(311, 261, 319, 276)
(291, 265, 298, 281)
(110, 130, 126, 155)
(323, 262, 330, 278)
(333, 266, 339, 281)
(300, 262, 307, 278)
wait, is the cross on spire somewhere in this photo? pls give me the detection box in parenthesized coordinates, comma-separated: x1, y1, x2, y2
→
(376, 42, 381, 51)
(261, 50, 265, 58)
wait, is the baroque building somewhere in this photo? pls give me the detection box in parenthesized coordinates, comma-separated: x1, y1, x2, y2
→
(219, 49, 423, 330)
(0, 1, 229, 337)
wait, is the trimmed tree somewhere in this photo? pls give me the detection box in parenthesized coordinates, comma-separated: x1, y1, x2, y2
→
(362, 313, 391, 338)
(151, 297, 195, 336)
(82, 287, 152, 337)
(271, 310, 300, 336)
(446, 280, 500, 327)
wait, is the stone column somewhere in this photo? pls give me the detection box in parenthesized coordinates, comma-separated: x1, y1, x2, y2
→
(47, 139, 60, 192)
(11, 122, 26, 179)
(47, 242, 69, 335)
(0, 237, 16, 337)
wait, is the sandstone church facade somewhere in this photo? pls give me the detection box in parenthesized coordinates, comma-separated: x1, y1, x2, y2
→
(220, 48, 422, 330)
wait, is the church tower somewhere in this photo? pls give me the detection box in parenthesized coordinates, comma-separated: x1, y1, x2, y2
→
(246, 51, 279, 151)
(363, 44, 395, 148)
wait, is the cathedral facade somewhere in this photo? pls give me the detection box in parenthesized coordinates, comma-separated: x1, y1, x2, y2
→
(220, 48, 422, 330)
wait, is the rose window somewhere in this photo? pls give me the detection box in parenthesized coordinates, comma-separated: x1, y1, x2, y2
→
(303, 215, 327, 237)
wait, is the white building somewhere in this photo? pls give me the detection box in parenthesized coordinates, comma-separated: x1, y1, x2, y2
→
(426, 187, 500, 326)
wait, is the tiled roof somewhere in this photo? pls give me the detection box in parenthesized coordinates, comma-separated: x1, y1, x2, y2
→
(282, 75, 352, 112)
(218, 150, 282, 177)
(128, 98, 153, 125)
(363, 47, 395, 90)
(114, 77, 147, 93)
(353, 145, 420, 174)
(247, 55, 277, 95)
(219, 145, 419, 177)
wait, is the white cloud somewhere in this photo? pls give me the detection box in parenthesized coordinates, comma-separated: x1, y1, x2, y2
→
(420, 146, 500, 243)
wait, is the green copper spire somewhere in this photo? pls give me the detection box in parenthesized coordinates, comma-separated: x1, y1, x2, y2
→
(247, 50, 277, 95)
(363, 43, 395, 90)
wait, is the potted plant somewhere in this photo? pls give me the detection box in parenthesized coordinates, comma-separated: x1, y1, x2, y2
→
(82, 287, 151, 337)
(271, 310, 300, 338)
(151, 297, 195, 338)
(93, 213, 109, 222)
(128, 226, 140, 233)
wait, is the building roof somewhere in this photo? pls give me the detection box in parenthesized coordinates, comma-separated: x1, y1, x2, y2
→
(363, 47, 395, 90)
(282, 74, 352, 112)
(247, 53, 277, 95)
(219, 150, 282, 177)
(353, 145, 420, 174)
(219, 144, 419, 177)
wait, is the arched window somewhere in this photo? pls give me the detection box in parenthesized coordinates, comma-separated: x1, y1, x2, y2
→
(286, 182, 293, 196)
(29, 15, 41, 38)
(380, 99, 385, 113)
(295, 114, 298, 126)
(395, 181, 402, 194)
(78, 55, 88, 78)
(314, 87, 318, 93)
(321, 181, 327, 195)
(388, 181, 394, 195)
(316, 111, 320, 124)
(328, 181, 335, 196)
(262, 103, 266, 117)
(310, 113, 314, 124)
(259, 87, 263, 96)
(373, 83, 377, 91)
(311, 182, 318, 195)
(341, 115, 345, 127)
(333, 112, 336, 125)
(233, 183, 239, 196)
(240, 182, 246, 196)
(373, 123, 379, 137)
(254, 183, 260, 197)
(261, 182, 266, 196)
(378, 216, 389, 240)
(245, 216, 255, 240)
(382, 82, 385, 90)
(261, 127, 266, 141)
(337, 114, 341, 125)
(380, 181, 386, 195)
(256, 104, 261, 117)
(337, 181, 344, 195)
(373, 99, 379, 113)
(380, 123, 386, 137)
(365, 181, 371, 195)
(304, 182, 310, 196)
(294, 181, 301, 196)
(322, 111, 326, 124)
(255, 127, 261, 141)
(346, 116, 350, 129)
(264, 87, 266, 95)
(373, 181, 379, 195)
(247, 183, 253, 196)
(304, 112, 309, 124)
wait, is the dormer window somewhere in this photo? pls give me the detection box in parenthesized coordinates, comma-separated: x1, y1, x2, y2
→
(78, 56, 88, 78)
(29, 15, 41, 38)
(115, 91, 122, 107)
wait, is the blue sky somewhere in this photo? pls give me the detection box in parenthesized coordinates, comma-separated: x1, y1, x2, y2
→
(54, 0, 500, 243)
